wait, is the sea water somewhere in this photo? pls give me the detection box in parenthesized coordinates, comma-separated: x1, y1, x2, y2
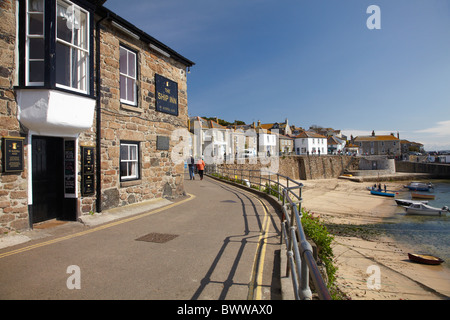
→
(377, 180, 450, 268)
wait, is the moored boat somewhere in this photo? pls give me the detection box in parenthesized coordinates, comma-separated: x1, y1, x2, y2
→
(370, 190, 395, 197)
(411, 192, 435, 200)
(395, 199, 428, 206)
(403, 203, 449, 216)
(403, 182, 434, 191)
(408, 253, 444, 265)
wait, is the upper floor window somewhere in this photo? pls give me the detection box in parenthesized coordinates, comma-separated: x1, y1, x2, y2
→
(56, 0, 89, 92)
(23, 0, 91, 95)
(26, 0, 45, 85)
(120, 46, 137, 105)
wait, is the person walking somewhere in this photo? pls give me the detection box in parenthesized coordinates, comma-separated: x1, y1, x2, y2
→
(197, 157, 206, 180)
(188, 156, 195, 180)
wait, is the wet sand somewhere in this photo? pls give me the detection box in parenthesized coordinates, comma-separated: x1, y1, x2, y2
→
(299, 178, 450, 300)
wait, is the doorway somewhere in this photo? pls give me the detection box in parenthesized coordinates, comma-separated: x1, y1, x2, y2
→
(31, 136, 76, 224)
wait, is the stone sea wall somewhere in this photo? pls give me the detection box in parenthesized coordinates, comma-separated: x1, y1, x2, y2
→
(395, 161, 450, 178)
(215, 155, 359, 180)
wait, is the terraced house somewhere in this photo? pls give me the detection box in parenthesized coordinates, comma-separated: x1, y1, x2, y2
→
(354, 131, 401, 157)
(0, 0, 194, 233)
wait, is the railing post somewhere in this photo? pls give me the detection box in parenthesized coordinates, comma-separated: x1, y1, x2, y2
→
(277, 174, 280, 201)
(299, 240, 313, 300)
(259, 170, 262, 191)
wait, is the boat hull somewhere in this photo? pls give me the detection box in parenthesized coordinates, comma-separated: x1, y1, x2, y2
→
(408, 253, 444, 265)
(404, 182, 433, 192)
(404, 207, 445, 216)
(370, 190, 395, 197)
(405, 186, 430, 191)
(411, 192, 435, 200)
(395, 199, 428, 206)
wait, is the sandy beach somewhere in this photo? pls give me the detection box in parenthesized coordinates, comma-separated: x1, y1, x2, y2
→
(298, 178, 450, 300)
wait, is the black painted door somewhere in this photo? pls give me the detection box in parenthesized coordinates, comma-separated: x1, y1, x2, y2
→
(32, 136, 64, 223)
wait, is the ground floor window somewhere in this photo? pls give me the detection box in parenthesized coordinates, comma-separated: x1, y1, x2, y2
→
(120, 142, 139, 181)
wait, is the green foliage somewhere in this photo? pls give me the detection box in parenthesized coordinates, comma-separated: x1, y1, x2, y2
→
(263, 183, 284, 201)
(201, 117, 246, 127)
(301, 208, 342, 299)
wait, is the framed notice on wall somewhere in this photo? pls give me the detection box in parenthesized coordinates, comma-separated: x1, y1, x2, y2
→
(155, 74, 178, 116)
(81, 146, 95, 196)
(2, 137, 25, 173)
(64, 140, 76, 198)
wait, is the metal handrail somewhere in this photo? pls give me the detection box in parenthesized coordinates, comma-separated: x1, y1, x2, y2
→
(206, 165, 331, 300)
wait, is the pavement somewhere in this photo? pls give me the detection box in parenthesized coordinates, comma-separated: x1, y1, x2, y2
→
(0, 173, 283, 300)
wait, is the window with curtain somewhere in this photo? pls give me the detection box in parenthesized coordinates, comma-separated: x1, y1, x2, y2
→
(120, 142, 139, 181)
(119, 46, 137, 105)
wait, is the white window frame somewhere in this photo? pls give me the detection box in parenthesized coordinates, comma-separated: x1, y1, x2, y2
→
(120, 142, 139, 181)
(119, 46, 137, 105)
(55, 0, 89, 94)
(26, 0, 45, 86)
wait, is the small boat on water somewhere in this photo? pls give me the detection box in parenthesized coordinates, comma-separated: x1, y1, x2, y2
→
(370, 190, 395, 197)
(395, 199, 428, 206)
(411, 192, 435, 200)
(403, 182, 434, 191)
(403, 203, 449, 216)
(408, 253, 444, 265)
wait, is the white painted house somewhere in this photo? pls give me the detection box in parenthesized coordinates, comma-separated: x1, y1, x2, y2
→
(189, 116, 230, 162)
(258, 131, 277, 157)
(294, 131, 327, 155)
(327, 136, 346, 154)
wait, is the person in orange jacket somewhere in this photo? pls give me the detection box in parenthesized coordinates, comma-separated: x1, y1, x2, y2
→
(197, 157, 205, 180)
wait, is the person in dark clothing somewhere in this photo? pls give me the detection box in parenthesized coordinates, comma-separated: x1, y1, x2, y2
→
(188, 156, 195, 180)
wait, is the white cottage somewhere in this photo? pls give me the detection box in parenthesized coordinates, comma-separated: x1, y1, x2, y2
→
(294, 131, 327, 155)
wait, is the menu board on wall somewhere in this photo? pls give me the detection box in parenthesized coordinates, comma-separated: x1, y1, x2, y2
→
(64, 140, 76, 198)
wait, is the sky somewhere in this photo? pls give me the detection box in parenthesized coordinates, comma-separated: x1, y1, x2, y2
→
(104, 0, 450, 151)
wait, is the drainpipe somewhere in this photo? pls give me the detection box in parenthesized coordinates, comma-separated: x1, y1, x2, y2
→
(95, 13, 108, 213)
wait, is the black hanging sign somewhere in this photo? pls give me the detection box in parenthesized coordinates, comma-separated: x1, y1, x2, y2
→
(3, 137, 25, 173)
(81, 146, 95, 196)
(155, 74, 178, 116)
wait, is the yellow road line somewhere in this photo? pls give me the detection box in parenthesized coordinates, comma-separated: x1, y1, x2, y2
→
(0, 194, 196, 259)
(209, 178, 273, 300)
(250, 196, 271, 300)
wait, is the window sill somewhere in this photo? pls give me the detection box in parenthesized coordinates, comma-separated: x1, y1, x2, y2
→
(121, 103, 143, 113)
(120, 179, 141, 188)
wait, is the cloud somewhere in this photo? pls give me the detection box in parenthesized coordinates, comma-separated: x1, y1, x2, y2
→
(415, 120, 450, 137)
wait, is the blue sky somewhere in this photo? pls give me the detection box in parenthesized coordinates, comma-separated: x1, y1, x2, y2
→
(104, 0, 450, 151)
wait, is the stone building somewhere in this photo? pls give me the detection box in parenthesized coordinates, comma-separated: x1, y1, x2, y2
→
(0, 0, 194, 233)
(353, 131, 401, 157)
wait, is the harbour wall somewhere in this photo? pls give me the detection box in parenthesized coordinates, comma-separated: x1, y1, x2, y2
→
(215, 155, 359, 180)
(395, 161, 450, 178)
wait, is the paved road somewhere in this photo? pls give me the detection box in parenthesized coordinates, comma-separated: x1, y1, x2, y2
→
(0, 174, 282, 300)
